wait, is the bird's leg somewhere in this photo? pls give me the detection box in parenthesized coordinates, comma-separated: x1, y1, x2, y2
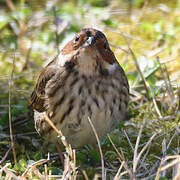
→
(56, 143, 64, 165)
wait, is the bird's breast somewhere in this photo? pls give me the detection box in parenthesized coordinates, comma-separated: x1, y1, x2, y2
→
(36, 70, 129, 147)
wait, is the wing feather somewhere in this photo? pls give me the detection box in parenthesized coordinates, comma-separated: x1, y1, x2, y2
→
(28, 66, 57, 112)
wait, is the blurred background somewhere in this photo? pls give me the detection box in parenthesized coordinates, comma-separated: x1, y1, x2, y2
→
(1, 0, 179, 121)
(0, 0, 180, 179)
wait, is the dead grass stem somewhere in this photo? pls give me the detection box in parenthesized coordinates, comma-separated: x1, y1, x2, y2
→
(9, 50, 17, 164)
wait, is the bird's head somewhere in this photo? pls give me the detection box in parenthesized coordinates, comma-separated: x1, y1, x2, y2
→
(57, 28, 118, 75)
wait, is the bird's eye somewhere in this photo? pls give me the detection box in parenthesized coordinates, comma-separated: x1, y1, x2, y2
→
(74, 35, 80, 42)
(104, 44, 108, 50)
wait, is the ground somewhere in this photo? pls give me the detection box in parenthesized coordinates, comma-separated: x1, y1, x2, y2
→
(0, 0, 180, 179)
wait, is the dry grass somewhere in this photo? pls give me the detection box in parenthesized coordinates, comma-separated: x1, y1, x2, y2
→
(0, 0, 180, 179)
(0, 35, 179, 179)
(0, 130, 179, 179)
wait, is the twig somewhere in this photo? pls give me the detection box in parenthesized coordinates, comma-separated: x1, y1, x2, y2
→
(160, 157, 180, 172)
(178, 88, 180, 111)
(0, 163, 22, 180)
(94, 174, 102, 180)
(53, 6, 60, 54)
(9, 50, 17, 164)
(133, 124, 143, 176)
(119, 170, 129, 177)
(166, 130, 178, 153)
(82, 170, 89, 180)
(48, 169, 52, 180)
(145, 81, 162, 118)
(113, 161, 125, 180)
(5, 0, 16, 11)
(44, 114, 68, 151)
(31, 166, 44, 179)
(88, 117, 105, 180)
(72, 149, 77, 179)
(164, 63, 175, 101)
(108, 134, 133, 178)
(133, 122, 158, 178)
(158, 58, 175, 64)
(156, 155, 180, 180)
(107, 135, 123, 160)
(105, 27, 148, 44)
(123, 129, 134, 152)
(0, 147, 12, 165)
(172, 161, 180, 180)
(21, 158, 48, 178)
(22, 45, 32, 71)
(161, 138, 167, 177)
(109, 43, 129, 54)
(138, 143, 151, 171)
(123, 36, 150, 99)
(44, 113, 77, 178)
(146, 159, 161, 178)
(44, 164, 48, 180)
(135, 0, 149, 23)
(146, 46, 167, 57)
(135, 132, 158, 172)
(156, 56, 174, 102)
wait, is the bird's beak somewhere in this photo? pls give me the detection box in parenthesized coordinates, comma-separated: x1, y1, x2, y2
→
(86, 36, 95, 45)
(82, 36, 96, 48)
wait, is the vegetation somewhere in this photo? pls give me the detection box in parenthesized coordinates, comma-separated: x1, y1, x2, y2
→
(0, 0, 179, 179)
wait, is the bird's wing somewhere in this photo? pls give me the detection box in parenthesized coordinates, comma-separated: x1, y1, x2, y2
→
(28, 65, 58, 112)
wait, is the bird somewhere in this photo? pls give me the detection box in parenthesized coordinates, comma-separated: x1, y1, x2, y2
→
(28, 28, 129, 158)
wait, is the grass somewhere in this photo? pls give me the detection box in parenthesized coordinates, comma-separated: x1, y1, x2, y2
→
(0, 0, 180, 179)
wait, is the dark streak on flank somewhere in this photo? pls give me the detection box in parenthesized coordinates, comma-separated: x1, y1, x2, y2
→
(88, 88, 91, 95)
(78, 99, 86, 124)
(113, 98, 116, 104)
(77, 108, 83, 124)
(60, 105, 73, 123)
(69, 97, 75, 105)
(99, 65, 109, 76)
(64, 61, 75, 71)
(48, 71, 71, 97)
(124, 98, 129, 107)
(94, 60, 99, 71)
(80, 100, 85, 107)
(102, 89, 108, 94)
(110, 106, 113, 116)
(78, 85, 83, 94)
(81, 74, 88, 82)
(118, 104, 121, 111)
(88, 104, 92, 117)
(77, 112, 81, 124)
(70, 76, 79, 87)
(73, 70, 79, 76)
(97, 79, 101, 86)
(110, 82, 115, 88)
(92, 97, 99, 108)
(95, 84, 99, 92)
(53, 93, 66, 112)
(102, 94, 106, 105)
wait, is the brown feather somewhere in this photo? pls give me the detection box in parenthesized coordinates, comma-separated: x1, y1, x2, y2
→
(28, 63, 57, 111)
(29, 28, 130, 148)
